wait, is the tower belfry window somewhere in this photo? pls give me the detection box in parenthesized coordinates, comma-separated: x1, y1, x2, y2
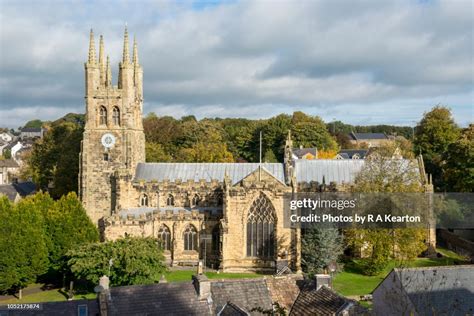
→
(99, 106, 107, 126)
(140, 194, 149, 207)
(167, 194, 174, 206)
(113, 107, 120, 126)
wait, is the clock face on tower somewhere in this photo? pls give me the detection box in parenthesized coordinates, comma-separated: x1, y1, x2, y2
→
(101, 133, 116, 149)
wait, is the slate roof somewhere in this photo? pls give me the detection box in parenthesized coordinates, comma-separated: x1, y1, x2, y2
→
(0, 299, 99, 316)
(107, 282, 210, 315)
(389, 265, 474, 315)
(0, 184, 20, 201)
(13, 182, 36, 196)
(217, 301, 250, 315)
(292, 148, 317, 159)
(211, 278, 273, 315)
(21, 127, 43, 133)
(338, 149, 369, 159)
(0, 159, 19, 168)
(349, 132, 388, 140)
(135, 163, 285, 185)
(289, 286, 358, 315)
(266, 275, 302, 311)
(0, 182, 36, 201)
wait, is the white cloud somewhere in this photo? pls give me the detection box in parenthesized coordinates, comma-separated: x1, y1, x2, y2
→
(0, 0, 472, 127)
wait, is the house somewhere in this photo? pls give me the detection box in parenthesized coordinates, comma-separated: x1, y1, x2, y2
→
(0, 159, 19, 184)
(0, 131, 13, 142)
(348, 132, 391, 147)
(372, 265, 474, 316)
(292, 146, 318, 160)
(1, 273, 367, 315)
(0, 182, 36, 202)
(20, 127, 44, 139)
(335, 149, 369, 160)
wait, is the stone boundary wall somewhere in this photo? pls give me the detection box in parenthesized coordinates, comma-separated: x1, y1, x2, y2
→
(438, 229, 474, 261)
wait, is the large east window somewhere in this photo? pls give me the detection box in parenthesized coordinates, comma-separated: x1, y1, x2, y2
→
(246, 194, 275, 258)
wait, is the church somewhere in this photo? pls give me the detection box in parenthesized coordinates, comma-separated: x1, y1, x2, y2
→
(79, 28, 434, 273)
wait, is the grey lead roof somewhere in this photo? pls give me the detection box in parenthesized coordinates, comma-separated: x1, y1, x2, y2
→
(135, 163, 285, 185)
(294, 160, 365, 184)
(135, 159, 418, 185)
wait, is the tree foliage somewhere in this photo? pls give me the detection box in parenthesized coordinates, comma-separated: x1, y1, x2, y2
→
(302, 227, 344, 275)
(0, 197, 49, 292)
(414, 106, 460, 191)
(43, 192, 99, 270)
(67, 237, 166, 286)
(345, 155, 427, 275)
(442, 124, 473, 192)
(27, 122, 83, 198)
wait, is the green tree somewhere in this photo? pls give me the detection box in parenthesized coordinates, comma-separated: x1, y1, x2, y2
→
(442, 124, 473, 192)
(291, 114, 338, 151)
(67, 237, 166, 286)
(259, 114, 292, 162)
(45, 193, 99, 271)
(220, 118, 258, 161)
(27, 122, 83, 198)
(302, 227, 343, 275)
(263, 149, 278, 162)
(3, 149, 11, 159)
(0, 197, 49, 297)
(146, 142, 172, 162)
(24, 119, 43, 129)
(346, 155, 427, 275)
(414, 106, 460, 190)
(177, 142, 234, 162)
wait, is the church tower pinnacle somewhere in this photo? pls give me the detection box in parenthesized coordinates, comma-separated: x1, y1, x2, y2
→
(122, 26, 130, 64)
(87, 29, 96, 64)
(80, 27, 145, 226)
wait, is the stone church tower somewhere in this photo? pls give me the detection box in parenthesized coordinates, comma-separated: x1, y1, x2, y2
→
(79, 28, 145, 225)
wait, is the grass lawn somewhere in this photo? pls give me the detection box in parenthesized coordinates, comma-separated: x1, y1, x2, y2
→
(333, 247, 469, 297)
(0, 288, 96, 304)
(164, 270, 262, 282)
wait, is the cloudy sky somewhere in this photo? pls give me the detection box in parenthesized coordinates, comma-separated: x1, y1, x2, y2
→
(0, 0, 472, 128)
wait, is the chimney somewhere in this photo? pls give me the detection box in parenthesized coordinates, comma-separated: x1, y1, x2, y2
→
(192, 274, 211, 300)
(315, 274, 331, 290)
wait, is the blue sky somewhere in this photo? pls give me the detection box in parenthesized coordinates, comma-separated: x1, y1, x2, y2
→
(0, 0, 472, 128)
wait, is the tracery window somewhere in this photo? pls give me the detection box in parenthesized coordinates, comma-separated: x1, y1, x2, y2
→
(167, 194, 174, 206)
(183, 225, 198, 251)
(158, 225, 171, 251)
(140, 194, 148, 207)
(246, 194, 275, 258)
(99, 106, 107, 125)
(112, 107, 120, 126)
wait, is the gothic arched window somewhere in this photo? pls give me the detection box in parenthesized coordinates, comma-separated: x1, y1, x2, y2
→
(192, 194, 200, 206)
(158, 225, 171, 251)
(112, 107, 120, 126)
(183, 225, 198, 251)
(140, 194, 148, 207)
(246, 194, 276, 258)
(99, 106, 107, 126)
(167, 194, 174, 206)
